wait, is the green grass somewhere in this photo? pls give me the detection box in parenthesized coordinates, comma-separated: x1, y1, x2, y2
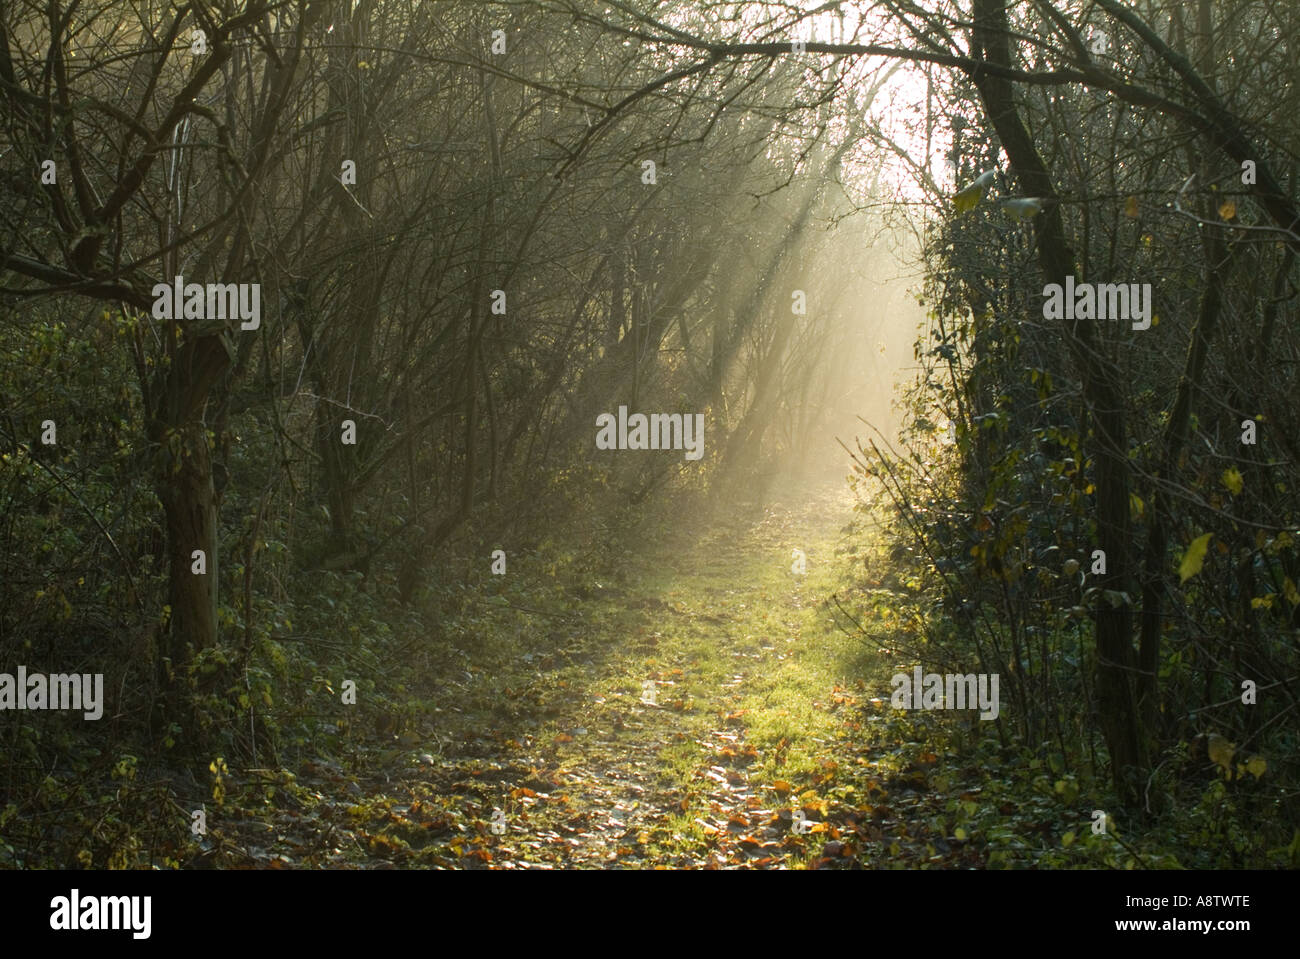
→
(120, 476, 1015, 869)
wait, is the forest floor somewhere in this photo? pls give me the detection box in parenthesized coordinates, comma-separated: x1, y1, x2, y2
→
(197, 477, 997, 869)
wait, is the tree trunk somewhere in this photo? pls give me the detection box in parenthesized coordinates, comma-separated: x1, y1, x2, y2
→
(159, 422, 218, 670)
(971, 0, 1147, 804)
(149, 334, 229, 739)
(1137, 235, 1230, 737)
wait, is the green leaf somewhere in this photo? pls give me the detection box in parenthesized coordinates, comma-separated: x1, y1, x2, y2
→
(1179, 533, 1213, 584)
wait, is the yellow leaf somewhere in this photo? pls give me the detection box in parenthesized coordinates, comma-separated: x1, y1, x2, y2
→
(1062, 830, 1075, 847)
(1219, 199, 1236, 220)
(1124, 195, 1139, 218)
(1285, 578, 1300, 607)
(1207, 733, 1235, 773)
(955, 827, 968, 840)
(1000, 197, 1045, 220)
(953, 169, 996, 212)
(1251, 595, 1275, 610)
(1245, 756, 1267, 779)
(1179, 533, 1213, 583)
(1221, 467, 1243, 496)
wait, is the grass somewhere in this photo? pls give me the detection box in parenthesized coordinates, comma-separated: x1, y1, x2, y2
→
(53, 473, 1015, 869)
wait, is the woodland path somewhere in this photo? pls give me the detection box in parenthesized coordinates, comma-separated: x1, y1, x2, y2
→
(200, 479, 986, 869)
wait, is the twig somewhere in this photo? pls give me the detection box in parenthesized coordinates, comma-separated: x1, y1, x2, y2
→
(1168, 173, 1300, 243)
